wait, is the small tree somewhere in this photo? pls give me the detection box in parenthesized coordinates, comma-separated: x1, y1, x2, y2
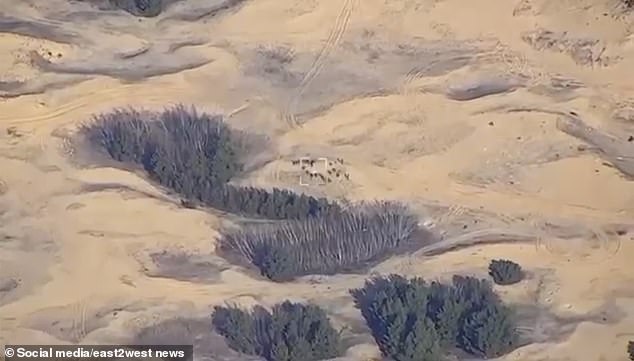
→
(351, 275, 442, 361)
(427, 283, 466, 347)
(459, 304, 519, 358)
(211, 306, 256, 354)
(256, 246, 295, 282)
(398, 316, 443, 361)
(488, 259, 523, 285)
(628, 340, 634, 361)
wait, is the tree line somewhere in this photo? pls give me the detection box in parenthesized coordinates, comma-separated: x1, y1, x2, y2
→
(81, 105, 340, 220)
(351, 274, 519, 360)
(217, 202, 432, 281)
(212, 301, 343, 361)
(212, 273, 521, 361)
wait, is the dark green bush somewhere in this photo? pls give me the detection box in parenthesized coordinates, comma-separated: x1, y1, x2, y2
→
(488, 259, 524, 285)
(257, 246, 295, 282)
(212, 301, 343, 361)
(628, 340, 634, 361)
(203, 185, 340, 220)
(110, 0, 163, 17)
(210, 306, 258, 355)
(82, 106, 239, 189)
(218, 202, 432, 281)
(351, 275, 442, 361)
(351, 274, 519, 361)
(80, 105, 340, 220)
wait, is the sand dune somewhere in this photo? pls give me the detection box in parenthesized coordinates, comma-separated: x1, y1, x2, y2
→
(1, 0, 633, 360)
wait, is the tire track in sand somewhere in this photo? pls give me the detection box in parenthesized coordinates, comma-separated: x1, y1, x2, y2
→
(399, 53, 475, 96)
(69, 300, 88, 343)
(398, 41, 551, 96)
(0, 82, 191, 126)
(432, 177, 634, 228)
(283, 0, 357, 127)
(533, 218, 622, 265)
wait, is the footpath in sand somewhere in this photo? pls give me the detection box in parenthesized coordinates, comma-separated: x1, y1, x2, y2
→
(1, 0, 634, 360)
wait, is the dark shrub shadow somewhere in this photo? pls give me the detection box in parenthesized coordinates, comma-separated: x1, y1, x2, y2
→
(134, 317, 264, 361)
(146, 250, 229, 284)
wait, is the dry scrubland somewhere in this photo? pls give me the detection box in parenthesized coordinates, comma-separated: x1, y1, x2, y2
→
(1, 0, 634, 361)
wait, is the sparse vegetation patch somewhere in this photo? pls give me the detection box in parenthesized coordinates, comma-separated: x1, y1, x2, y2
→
(212, 301, 343, 361)
(110, 0, 164, 17)
(218, 201, 430, 281)
(351, 274, 519, 360)
(488, 259, 524, 285)
(628, 340, 634, 361)
(80, 105, 340, 220)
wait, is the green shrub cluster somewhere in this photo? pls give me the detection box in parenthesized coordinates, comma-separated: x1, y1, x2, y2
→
(212, 301, 343, 361)
(218, 202, 431, 281)
(628, 340, 634, 361)
(488, 259, 524, 285)
(110, 0, 163, 17)
(351, 274, 519, 360)
(201, 186, 340, 220)
(80, 106, 340, 220)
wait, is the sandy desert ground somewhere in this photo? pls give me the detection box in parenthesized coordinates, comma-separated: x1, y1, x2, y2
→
(1, 0, 634, 360)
